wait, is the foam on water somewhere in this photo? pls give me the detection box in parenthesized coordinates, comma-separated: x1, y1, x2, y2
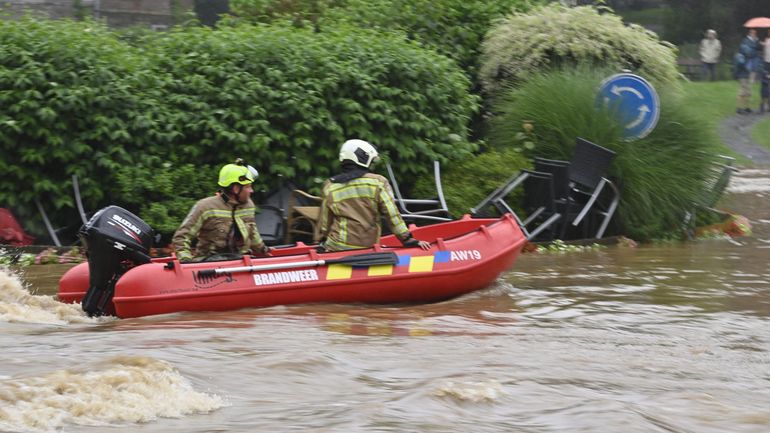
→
(433, 380, 504, 403)
(0, 268, 96, 325)
(0, 356, 225, 433)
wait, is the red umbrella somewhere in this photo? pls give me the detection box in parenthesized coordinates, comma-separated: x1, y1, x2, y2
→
(744, 17, 770, 28)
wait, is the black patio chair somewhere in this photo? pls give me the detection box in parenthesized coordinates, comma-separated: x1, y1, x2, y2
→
(470, 169, 562, 241)
(560, 137, 620, 239)
(386, 161, 452, 223)
(254, 183, 296, 245)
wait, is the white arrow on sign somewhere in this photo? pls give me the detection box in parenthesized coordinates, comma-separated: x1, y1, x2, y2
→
(625, 105, 650, 129)
(611, 85, 644, 99)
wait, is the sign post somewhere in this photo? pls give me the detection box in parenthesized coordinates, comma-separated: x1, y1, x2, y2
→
(597, 73, 660, 141)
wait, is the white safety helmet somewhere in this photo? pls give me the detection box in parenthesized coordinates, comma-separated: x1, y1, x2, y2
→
(339, 139, 380, 168)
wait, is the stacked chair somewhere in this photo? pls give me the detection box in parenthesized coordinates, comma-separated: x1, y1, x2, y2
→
(472, 137, 620, 241)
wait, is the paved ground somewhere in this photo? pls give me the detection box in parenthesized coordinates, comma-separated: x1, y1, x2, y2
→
(718, 113, 770, 164)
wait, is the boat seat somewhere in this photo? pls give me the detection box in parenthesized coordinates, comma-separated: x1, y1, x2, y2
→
(285, 189, 322, 243)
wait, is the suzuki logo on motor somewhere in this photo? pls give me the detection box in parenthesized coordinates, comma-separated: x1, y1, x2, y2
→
(114, 242, 126, 250)
(111, 214, 142, 235)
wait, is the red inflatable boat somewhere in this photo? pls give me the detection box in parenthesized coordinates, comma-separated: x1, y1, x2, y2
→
(58, 206, 526, 319)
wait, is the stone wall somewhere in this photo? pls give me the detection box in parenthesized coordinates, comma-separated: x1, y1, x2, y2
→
(2, 0, 196, 28)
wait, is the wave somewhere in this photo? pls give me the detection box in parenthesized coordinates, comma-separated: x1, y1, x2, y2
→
(0, 356, 225, 432)
(0, 267, 96, 325)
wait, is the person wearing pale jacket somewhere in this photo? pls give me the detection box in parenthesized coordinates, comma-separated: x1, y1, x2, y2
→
(699, 29, 722, 81)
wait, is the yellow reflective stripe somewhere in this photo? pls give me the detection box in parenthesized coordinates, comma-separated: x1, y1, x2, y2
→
(368, 265, 393, 276)
(202, 209, 232, 218)
(234, 209, 254, 217)
(327, 264, 353, 280)
(408, 256, 434, 272)
(380, 189, 407, 235)
(330, 184, 378, 201)
(339, 217, 347, 244)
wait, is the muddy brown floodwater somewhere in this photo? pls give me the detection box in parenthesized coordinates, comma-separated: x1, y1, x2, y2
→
(1, 168, 769, 433)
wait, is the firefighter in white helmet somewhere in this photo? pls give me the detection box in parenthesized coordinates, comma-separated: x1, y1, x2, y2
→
(316, 139, 431, 251)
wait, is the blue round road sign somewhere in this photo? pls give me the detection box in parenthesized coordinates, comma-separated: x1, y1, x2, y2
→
(597, 73, 660, 141)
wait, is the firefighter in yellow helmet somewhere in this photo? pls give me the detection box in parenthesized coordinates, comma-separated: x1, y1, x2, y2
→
(172, 159, 270, 261)
(317, 139, 431, 251)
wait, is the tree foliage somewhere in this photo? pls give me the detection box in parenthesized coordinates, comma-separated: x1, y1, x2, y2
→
(479, 4, 680, 96)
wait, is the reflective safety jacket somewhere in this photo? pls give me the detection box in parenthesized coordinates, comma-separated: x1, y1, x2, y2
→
(317, 173, 409, 251)
(172, 195, 265, 261)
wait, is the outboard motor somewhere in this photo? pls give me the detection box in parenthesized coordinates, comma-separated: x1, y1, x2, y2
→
(79, 206, 153, 317)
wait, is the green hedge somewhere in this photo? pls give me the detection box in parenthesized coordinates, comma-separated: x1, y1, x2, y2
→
(0, 18, 152, 234)
(0, 18, 478, 240)
(230, 0, 542, 78)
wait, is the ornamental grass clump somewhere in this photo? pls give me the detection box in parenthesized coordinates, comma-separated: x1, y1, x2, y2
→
(488, 68, 722, 241)
(479, 4, 680, 97)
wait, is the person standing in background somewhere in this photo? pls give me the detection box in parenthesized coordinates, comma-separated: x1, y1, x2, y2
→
(736, 28, 761, 114)
(699, 29, 721, 81)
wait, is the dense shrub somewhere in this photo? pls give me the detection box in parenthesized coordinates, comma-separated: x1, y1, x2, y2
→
(141, 24, 477, 189)
(488, 68, 721, 241)
(0, 18, 151, 236)
(479, 4, 680, 96)
(112, 161, 219, 238)
(230, 0, 541, 77)
(0, 18, 477, 240)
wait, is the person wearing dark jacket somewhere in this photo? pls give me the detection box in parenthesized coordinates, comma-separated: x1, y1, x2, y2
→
(736, 28, 762, 114)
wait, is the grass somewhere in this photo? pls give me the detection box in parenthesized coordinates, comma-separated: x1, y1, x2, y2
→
(682, 79, 770, 155)
(751, 116, 770, 149)
(680, 80, 757, 159)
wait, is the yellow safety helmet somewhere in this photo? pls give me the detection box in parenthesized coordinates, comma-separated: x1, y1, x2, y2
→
(218, 159, 258, 187)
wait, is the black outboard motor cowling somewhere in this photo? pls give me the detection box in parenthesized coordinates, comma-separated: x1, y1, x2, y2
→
(80, 206, 153, 316)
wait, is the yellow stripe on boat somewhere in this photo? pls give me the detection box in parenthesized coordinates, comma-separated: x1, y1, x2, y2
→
(367, 265, 393, 276)
(327, 264, 353, 280)
(408, 256, 434, 273)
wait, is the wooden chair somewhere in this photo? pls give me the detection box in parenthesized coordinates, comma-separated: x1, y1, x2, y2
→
(284, 189, 322, 244)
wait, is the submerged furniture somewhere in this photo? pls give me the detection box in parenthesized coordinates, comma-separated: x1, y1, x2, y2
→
(471, 137, 619, 241)
(470, 169, 562, 241)
(560, 137, 620, 239)
(284, 189, 322, 243)
(386, 161, 452, 223)
(683, 154, 737, 236)
(255, 184, 297, 246)
(255, 204, 285, 246)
